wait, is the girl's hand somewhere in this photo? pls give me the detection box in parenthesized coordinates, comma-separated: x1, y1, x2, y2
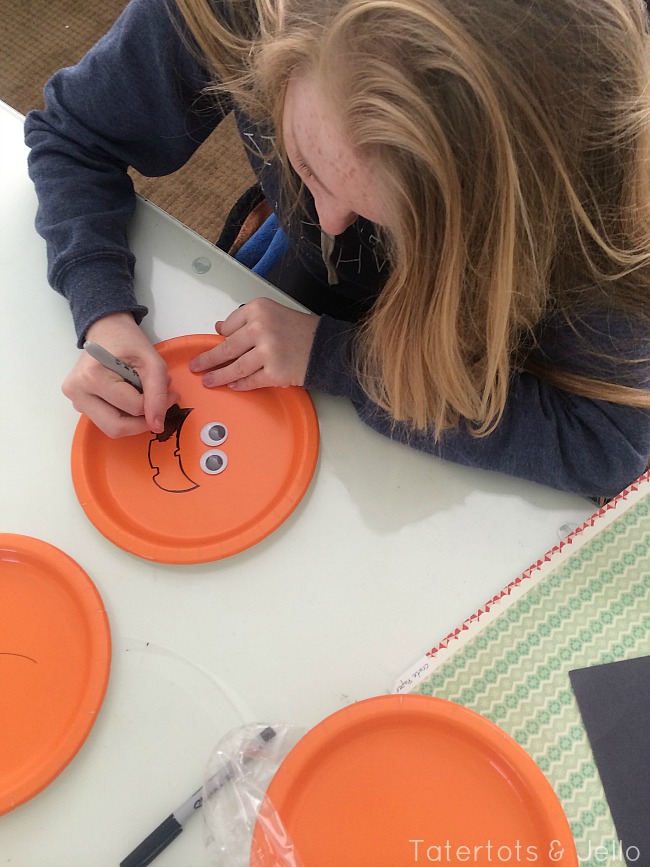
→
(62, 312, 178, 438)
(189, 298, 319, 390)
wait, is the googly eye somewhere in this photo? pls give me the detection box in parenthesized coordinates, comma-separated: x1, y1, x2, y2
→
(200, 422, 228, 446)
(200, 449, 228, 475)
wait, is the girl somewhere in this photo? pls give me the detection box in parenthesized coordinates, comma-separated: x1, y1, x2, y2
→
(25, 0, 650, 497)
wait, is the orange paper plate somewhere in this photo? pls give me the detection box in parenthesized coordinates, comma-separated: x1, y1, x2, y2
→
(71, 334, 320, 564)
(251, 694, 577, 867)
(0, 534, 111, 815)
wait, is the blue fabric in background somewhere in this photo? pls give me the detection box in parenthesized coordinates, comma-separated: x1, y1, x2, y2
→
(234, 214, 291, 278)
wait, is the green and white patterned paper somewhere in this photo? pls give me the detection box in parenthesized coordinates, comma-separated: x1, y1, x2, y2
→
(398, 474, 650, 867)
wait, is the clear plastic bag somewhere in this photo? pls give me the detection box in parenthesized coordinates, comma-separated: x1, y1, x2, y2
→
(202, 723, 307, 867)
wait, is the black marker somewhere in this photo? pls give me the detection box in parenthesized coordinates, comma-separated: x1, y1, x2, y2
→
(120, 726, 277, 867)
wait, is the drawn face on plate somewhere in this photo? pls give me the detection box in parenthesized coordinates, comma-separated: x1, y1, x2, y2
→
(147, 408, 230, 494)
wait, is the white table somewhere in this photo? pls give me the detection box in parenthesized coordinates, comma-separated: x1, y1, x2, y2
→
(0, 100, 594, 866)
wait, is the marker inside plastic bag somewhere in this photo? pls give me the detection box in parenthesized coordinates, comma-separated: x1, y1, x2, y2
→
(120, 726, 277, 867)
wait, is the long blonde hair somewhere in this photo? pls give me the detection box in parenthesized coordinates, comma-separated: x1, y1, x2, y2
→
(176, 0, 650, 433)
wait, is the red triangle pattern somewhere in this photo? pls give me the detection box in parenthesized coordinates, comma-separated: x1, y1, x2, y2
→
(426, 469, 650, 660)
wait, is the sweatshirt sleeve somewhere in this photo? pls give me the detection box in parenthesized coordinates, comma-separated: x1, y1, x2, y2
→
(24, 0, 230, 344)
(304, 312, 650, 499)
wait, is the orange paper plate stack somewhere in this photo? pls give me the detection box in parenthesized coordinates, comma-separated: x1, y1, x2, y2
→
(251, 694, 578, 867)
(0, 534, 111, 814)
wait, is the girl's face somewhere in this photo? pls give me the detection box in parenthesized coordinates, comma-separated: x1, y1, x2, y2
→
(282, 73, 388, 234)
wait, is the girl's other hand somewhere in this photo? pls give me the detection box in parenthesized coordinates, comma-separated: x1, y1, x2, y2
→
(189, 298, 319, 391)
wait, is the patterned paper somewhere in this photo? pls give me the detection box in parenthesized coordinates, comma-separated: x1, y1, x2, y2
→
(398, 473, 650, 867)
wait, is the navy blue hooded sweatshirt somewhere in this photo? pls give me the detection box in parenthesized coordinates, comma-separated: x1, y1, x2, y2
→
(24, 0, 650, 498)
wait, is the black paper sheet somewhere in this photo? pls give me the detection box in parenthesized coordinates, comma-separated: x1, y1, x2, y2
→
(569, 655, 650, 867)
